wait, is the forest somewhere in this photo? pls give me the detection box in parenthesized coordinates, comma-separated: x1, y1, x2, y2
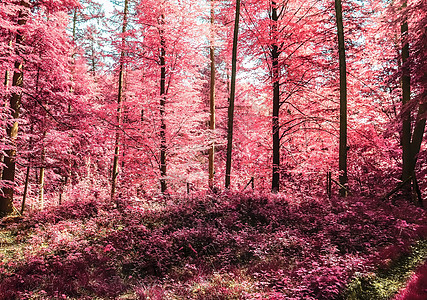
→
(0, 0, 426, 299)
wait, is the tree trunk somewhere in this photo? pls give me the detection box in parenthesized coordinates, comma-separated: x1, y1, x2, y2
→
(334, 0, 348, 197)
(271, 2, 280, 193)
(91, 40, 96, 77)
(0, 60, 11, 180)
(110, 0, 128, 202)
(0, 0, 29, 216)
(3, 69, 9, 89)
(38, 165, 45, 210)
(411, 103, 426, 159)
(21, 124, 34, 215)
(159, 14, 167, 194)
(38, 131, 46, 210)
(60, 8, 77, 200)
(400, 2, 426, 204)
(69, 8, 77, 113)
(401, 2, 412, 183)
(72, 8, 77, 46)
(59, 175, 67, 206)
(225, 0, 241, 189)
(209, 0, 216, 189)
(21, 166, 30, 214)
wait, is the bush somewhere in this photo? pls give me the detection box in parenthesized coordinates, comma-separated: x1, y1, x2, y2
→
(0, 192, 425, 299)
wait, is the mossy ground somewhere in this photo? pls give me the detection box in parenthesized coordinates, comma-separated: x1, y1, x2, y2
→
(0, 195, 426, 299)
(345, 240, 427, 300)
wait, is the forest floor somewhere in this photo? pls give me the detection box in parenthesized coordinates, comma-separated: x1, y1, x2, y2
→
(0, 192, 426, 300)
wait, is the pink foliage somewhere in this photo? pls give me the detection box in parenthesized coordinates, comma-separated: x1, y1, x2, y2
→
(1, 193, 425, 299)
(394, 260, 427, 300)
(0, 0, 426, 298)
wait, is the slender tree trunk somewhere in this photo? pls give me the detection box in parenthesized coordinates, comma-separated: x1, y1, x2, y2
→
(59, 175, 67, 206)
(401, 2, 412, 183)
(59, 9, 77, 203)
(225, 0, 241, 189)
(209, 0, 216, 189)
(21, 124, 34, 215)
(271, 2, 280, 193)
(411, 103, 426, 162)
(334, 0, 348, 197)
(85, 157, 91, 178)
(0, 62, 11, 179)
(38, 132, 46, 210)
(31, 168, 38, 211)
(111, 0, 128, 202)
(38, 165, 45, 210)
(399, 3, 426, 204)
(21, 166, 30, 214)
(91, 41, 96, 77)
(159, 14, 167, 194)
(3, 69, 9, 89)
(69, 8, 77, 113)
(0, 0, 29, 216)
(72, 8, 77, 46)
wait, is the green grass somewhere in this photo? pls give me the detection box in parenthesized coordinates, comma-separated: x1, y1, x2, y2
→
(345, 240, 427, 300)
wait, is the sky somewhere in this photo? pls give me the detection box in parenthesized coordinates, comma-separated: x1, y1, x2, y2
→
(99, 0, 114, 15)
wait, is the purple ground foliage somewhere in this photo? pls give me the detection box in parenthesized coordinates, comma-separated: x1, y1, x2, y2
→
(394, 259, 427, 300)
(0, 193, 426, 299)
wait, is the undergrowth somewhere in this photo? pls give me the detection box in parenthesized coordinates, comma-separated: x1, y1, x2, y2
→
(345, 239, 427, 300)
(0, 192, 426, 299)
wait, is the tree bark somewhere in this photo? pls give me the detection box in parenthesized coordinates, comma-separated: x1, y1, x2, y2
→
(3, 69, 9, 89)
(209, 0, 216, 189)
(399, 2, 426, 203)
(334, 0, 348, 197)
(411, 103, 426, 159)
(21, 123, 34, 215)
(271, 1, 280, 193)
(0, 0, 29, 216)
(0, 55, 11, 180)
(400, 3, 412, 183)
(21, 165, 30, 214)
(38, 132, 46, 210)
(110, 0, 128, 202)
(69, 8, 77, 113)
(225, 0, 240, 189)
(159, 14, 167, 194)
(72, 8, 77, 46)
(38, 165, 45, 210)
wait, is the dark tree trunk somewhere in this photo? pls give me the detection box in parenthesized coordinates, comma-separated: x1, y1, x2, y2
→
(411, 103, 426, 164)
(400, 2, 426, 204)
(401, 4, 412, 184)
(159, 14, 167, 194)
(334, 0, 348, 197)
(0, 0, 29, 216)
(209, 0, 216, 189)
(0, 57, 11, 180)
(111, 0, 128, 202)
(271, 2, 280, 193)
(21, 165, 30, 214)
(225, 0, 240, 189)
(38, 133, 46, 210)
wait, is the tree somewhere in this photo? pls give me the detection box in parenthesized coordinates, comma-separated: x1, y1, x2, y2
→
(271, 1, 280, 193)
(209, 0, 216, 189)
(103, 0, 209, 195)
(225, 0, 241, 189)
(0, 0, 30, 216)
(110, 0, 129, 202)
(159, 13, 168, 194)
(69, 0, 104, 76)
(334, 0, 348, 197)
(398, 0, 426, 204)
(240, 0, 326, 193)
